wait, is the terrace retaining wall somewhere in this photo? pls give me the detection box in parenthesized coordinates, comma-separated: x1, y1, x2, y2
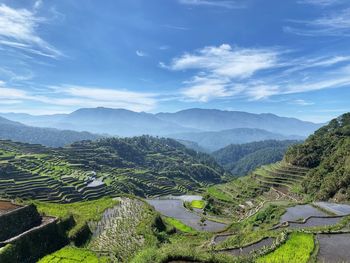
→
(0, 204, 41, 241)
(0, 217, 69, 263)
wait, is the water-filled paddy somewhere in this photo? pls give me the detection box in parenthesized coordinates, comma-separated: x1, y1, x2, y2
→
(221, 237, 275, 256)
(146, 197, 226, 232)
(288, 216, 342, 229)
(280, 204, 326, 223)
(317, 233, 350, 263)
(315, 202, 350, 216)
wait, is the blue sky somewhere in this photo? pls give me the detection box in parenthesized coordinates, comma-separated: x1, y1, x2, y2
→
(0, 0, 350, 122)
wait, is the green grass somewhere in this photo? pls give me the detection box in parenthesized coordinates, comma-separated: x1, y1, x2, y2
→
(34, 197, 118, 237)
(163, 217, 197, 234)
(191, 200, 205, 209)
(207, 186, 232, 202)
(38, 246, 110, 263)
(256, 232, 314, 263)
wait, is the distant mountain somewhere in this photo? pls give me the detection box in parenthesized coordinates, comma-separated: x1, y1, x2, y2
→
(213, 140, 300, 176)
(168, 128, 304, 152)
(156, 108, 322, 136)
(285, 113, 350, 201)
(0, 116, 100, 147)
(0, 107, 322, 138)
(0, 108, 197, 136)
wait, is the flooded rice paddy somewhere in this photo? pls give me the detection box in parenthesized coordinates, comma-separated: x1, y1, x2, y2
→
(317, 233, 350, 263)
(315, 202, 350, 216)
(146, 196, 226, 232)
(288, 216, 342, 229)
(280, 204, 327, 223)
(221, 237, 275, 256)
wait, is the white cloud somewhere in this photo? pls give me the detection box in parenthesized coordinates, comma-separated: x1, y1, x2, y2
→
(136, 50, 147, 57)
(162, 43, 350, 102)
(284, 8, 350, 36)
(164, 44, 279, 79)
(181, 78, 237, 102)
(0, 3, 61, 58)
(297, 0, 342, 6)
(178, 0, 246, 9)
(0, 84, 158, 112)
(291, 99, 315, 106)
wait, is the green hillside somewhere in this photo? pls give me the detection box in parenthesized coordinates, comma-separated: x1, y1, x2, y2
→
(285, 113, 350, 201)
(213, 140, 299, 176)
(0, 136, 225, 202)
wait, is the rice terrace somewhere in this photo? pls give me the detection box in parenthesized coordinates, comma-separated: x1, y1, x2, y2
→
(0, 0, 350, 262)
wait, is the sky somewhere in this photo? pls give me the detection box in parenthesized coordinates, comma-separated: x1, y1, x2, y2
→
(0, 0, 350, 122)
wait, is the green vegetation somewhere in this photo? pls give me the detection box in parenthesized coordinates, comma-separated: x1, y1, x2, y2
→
(34, 198, 117, 237)
(212, 140, 299, 176)
(256, 232, 314, 263)
(38, 246, 110, 263)
(191, 200, 205, 209)
(0, 136, 225, 202)
(285, 113, 350, 200)
(163, 217, 197, 234)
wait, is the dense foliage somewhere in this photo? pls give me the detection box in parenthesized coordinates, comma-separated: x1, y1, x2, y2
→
(213, 140, 299, 176)
(285, 113, 350, 200)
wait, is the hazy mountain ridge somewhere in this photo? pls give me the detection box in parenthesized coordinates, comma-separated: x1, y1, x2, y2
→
(0, 108, 321, 140)
(0, 116, 100, 147)
(156, 108, 322, 136)
(168, 128, 303, 151)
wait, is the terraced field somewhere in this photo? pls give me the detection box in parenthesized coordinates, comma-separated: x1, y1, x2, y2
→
(88, 197, 157, 262)
(0, 141, 114, 203)
(206, 162, 308, 219)
(252, 162, 309, 194)
(0, 137, 222, 203)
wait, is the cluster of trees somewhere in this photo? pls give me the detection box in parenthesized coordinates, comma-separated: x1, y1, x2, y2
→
(285, 113, 350, 200)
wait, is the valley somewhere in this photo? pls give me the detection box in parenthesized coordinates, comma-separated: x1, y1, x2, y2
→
(0, 113, 349, 263)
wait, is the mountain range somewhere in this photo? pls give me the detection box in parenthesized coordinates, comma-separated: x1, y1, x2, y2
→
(0, 116, 99, 147)
(0, 107, 322, 149)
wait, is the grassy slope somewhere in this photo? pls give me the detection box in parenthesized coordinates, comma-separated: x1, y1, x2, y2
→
(163, 217, 197, 234)
(34, 198, 117, 237)
(256, 232, 314, 263)
(38, 246, 109, 263)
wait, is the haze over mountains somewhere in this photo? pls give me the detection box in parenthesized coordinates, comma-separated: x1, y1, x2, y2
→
(0, 107, 322, 151)
(0, 116, 99, 147)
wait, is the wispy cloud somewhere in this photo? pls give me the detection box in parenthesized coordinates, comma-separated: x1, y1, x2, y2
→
(136, 50, 147, 57)
(0, 85, 158, 112)
(0, 3, 61, 58)
(291, 99, 315, 106)
(284, 8, 350, 37)
(161, 24, 189, 31)
(178, 0, 246, 9)
(161, 43, 350, 102)
(162, 44, 279, 78)
(297, 0, 343, 6)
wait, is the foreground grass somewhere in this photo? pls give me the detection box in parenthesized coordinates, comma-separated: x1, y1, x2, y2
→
(256, 232, 314, 263)
(34, 197, 118, 237)
(164, 217, 197, 234)
(191, 200, 205, 209)
(38, 246, 110, 263)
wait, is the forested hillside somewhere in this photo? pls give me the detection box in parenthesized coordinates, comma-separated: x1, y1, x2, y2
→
(0, 116, 100, 147)
(285, 113, 350, 201)
(213, 140, 299, 176)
